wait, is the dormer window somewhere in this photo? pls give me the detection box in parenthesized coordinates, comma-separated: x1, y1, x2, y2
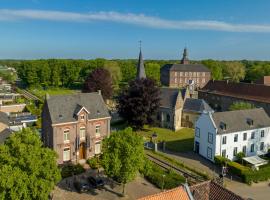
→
(220, 122, 227, 131)
(247, 118, 253, 126)
(80, 115, 85, 121)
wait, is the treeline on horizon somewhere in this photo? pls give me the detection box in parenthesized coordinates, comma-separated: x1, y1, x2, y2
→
(0, 58, 269, 90)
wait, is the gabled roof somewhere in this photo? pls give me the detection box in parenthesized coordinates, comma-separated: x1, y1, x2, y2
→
(46, 93, 110, 124)
(138, 186, 191, 200)
(183, 98, 213, 113)
(190, 181, 244, 200)
(160, 88, 187, 109)
(211, 108, 270, 134)
(162, 63, 211, 72)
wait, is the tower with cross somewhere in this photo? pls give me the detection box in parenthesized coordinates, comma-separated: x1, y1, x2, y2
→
(136, 40, 146, 79)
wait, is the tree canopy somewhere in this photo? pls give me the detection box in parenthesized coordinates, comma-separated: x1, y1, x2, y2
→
(82, 68, 113, 100)
(229, 101, 255, 111)
(222, 61, 246, 82)
(117, 78, 161, 130)
(0, 128, 61, 200)
(101, 127, 144, 195)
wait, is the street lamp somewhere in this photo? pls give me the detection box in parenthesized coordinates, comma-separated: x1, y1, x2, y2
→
(161, 174, 166, 191)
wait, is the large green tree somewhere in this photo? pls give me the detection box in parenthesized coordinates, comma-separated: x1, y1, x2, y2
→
(101, 127, 144, 195)
(145, 62, 161, 84)
(117, 78, 161, 130)
(0, 128, 61, 200)
(103, 60, 122, 90)
(222, 61, 245, 82)
(201, 59, 223, 80)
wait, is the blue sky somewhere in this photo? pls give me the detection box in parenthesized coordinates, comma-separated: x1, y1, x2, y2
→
(1, 0, 270, 60)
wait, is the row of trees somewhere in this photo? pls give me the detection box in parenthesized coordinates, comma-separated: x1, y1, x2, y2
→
(13, 58, 270, 91)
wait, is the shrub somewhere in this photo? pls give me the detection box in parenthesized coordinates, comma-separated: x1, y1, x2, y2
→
(87, 157, 100, 169)
(61, 164, 85, 178)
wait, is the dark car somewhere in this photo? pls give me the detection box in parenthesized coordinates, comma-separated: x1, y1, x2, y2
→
(88, 176, 104, 189)
(73, 180, 91, 193)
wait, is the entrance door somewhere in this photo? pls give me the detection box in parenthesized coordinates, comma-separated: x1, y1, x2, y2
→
(79, 143, 86, 159)
(195, 142, 200, 154)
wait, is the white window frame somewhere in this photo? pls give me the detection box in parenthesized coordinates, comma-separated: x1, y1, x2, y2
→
(222, 136, 227, 145)
(250, 144, 255, 152)
(63, 129, 70, 143)
(261, 130, 265, 137)
(95, 142, 101, 154)
(195, 128, 200, 138)
(233, 147, 238, 156)
(208, 132, 213, 144)
(80, 126, 86, 140)
(260, 142, 264, 151)
(222, 149, 226, 157)
(234, 134, 238, 142)
(207, 147, 212, 159)
(95, 124, 101, 137)
(63, 147, 71, 162)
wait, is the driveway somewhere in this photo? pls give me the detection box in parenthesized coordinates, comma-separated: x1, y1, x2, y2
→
(52, 170, 160, 200)
(161, 150, 270, 200)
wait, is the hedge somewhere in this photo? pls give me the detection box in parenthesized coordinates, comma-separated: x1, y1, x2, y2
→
(87, 157, 100, 169)
(61, 163, 85, 178)
(140, 159, 185, 189)
(215, 156, 270, 184)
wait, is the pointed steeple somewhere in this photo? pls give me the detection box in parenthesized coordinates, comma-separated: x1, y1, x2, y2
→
(181, 47, 189, 64)
(136, 41, 146, 79)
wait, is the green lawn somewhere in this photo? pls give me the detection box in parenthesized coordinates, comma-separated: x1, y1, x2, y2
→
(29, 88, 77, 99)
(137, 126, 194, 152)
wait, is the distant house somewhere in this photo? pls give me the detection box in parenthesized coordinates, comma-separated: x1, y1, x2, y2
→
(42, 92, 111, 164)
(160, 48, 211, 89)
(194, 108, 270, 162)
(255, 76, 270, 86)
(198, 80, 270, 116)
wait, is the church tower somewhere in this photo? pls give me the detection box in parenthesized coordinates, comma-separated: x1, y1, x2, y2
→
(136, 42, 146, 79)
(181, 47, 189, 64)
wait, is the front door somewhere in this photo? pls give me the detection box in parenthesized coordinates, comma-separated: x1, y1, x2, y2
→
(195, 141, 200, 154)
(79, 143, 86, 159)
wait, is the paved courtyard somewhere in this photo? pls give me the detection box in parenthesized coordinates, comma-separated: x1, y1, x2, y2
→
(52, 170, 160, 200)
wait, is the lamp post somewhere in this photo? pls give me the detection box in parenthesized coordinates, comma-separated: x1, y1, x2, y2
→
(161, 174, 165, 191)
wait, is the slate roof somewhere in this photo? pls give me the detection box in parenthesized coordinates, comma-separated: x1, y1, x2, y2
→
(183, 98, 213, 113)
(46, 93, 110, 124)
(211, 108, 270, 134)
(162, 63, 211, 72)
(190, 181, 244, 200)
(0, 111, 9, 125)
(136, 49, 146, 79)
(160, 88, 187, 108)
(138, 186, 191, 200)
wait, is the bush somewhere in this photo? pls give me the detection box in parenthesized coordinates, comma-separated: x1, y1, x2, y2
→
(87, 157, 100, 169)
(61, 164, 85, 178)
(140, 159, 185, 189)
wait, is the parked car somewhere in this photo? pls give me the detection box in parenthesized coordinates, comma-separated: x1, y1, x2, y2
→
(73, 180, 91, 193)
(88, 176, 104, 189)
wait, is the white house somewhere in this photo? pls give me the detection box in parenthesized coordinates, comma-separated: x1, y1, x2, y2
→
(194, 108, 270, 162)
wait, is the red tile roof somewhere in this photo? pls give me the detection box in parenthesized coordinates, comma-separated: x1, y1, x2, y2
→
(200, 80, 270, 103)
(137, 186, 190, 200)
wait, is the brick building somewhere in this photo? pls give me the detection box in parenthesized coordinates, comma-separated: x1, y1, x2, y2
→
(160, 48, 211, 89)
(198, 80, 270, 116)
(42, 92, 111, 164)
(255, 76, 270, 86)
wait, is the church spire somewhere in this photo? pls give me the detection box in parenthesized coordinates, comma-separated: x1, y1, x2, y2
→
(181, 47, 189, 64)
(136, 41, 146, 79)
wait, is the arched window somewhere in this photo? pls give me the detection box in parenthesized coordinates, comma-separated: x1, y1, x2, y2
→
(80, 126, 86, 139)
(63, 129, 70, 143)
(166, 114, 170, 122)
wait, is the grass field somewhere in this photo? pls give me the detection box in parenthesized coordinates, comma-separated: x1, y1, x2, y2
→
(29, 88, 77, 99)
(137, 126, 194, 152)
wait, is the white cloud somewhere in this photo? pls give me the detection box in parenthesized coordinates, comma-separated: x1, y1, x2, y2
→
(0, 9, 270, 33)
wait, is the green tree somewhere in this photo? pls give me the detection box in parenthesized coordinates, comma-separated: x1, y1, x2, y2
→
(229, 101, 255, 111)
(101, 127, 144, 195)
(0, 128, 61, 200)
(223, 62, 245, 82)
(103, 61, 122, 90)
(201, 59, 223, 80)
(145, 62, 161, 84)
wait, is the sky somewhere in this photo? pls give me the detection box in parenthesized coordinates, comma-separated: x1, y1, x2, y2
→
(1, 0, 270, 60)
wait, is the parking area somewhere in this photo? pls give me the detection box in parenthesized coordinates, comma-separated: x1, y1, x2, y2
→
(52, 170, 160, 200)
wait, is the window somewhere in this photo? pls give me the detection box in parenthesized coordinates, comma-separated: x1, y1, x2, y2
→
(222, 136, 227, 145)
(189, 72, 192, 76)
(233, 147, 238, 156)
(234, 134, 238, 142)
(260, 142, 264, 151)
(166, 114, 170, 122)
(250, 144, 255, 152)
(185, 72, 188, 76)
(197, 72, 200, 76)
(180, 72, 183, 76)
(242, 146, 246, 155)
(63, 129, 70, 143)
(174, 78, 177, 84)
(207, 147, 212, 159)
(197, 78, 200, 83)
(251, 132, 255, 139)
(193, 72, 196, 77)
(202, 78, 205, 83)
(80, 127, 86, 139)
(243, 132, 247, 141)
(95, 125, 101, 137)
(80, 115, 85, 120)
(180, 78, 182, 83)
(63, 148, 70, 161)
(222, 149, 226, 157)
(174, 71, 177, 76)
(261, 130, 265, 137)
(208, 132, 213, 144)
(195, 128, 200, 138)
(95, 142, 101, 154)
(202, 72, 205, 77)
